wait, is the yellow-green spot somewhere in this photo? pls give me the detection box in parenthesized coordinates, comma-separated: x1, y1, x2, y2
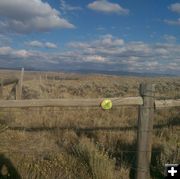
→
(101, 99, 112, 110)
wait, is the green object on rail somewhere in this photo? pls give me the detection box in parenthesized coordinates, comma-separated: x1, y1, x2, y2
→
(101, 99, 112, 110)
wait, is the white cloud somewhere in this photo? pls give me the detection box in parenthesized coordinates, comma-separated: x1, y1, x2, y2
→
(0, 0, 75, 33)
(65, 35, 180, 73)
(60, 0, 82, 13)
(28, 41, 44, 48)
(13, 49, 32, 58)
(165, 3, 180, 26)
(164, 18, 180, 26)
(167, 62, 179, 70)
(84, 55, 106, 62)
(96, 26, 106, 31)
(0, 35, 180, 74)
(69, 34, 124, 49)
(0, 34, 12, 46)
(68, 42, 90, 49)
(169, 3, 180, 13)
(0, 46, 12, 55)
(99, 34, 124, 46)
(155, 48, 168, 55)
(0, 46, 32, 58)
(27, 41, 57, 48)
(45, 42, 57, 49)
(87, 0, 129, 15)
(163, 34, 176, 43)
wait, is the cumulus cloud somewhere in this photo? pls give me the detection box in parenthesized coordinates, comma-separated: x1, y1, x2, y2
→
(169, 3, 180, 13)
(0, 35, 180, 74)
(84, 55, 106, 62)
(68, 34, 124, 49)
(165, 3, 180, 26)
(0, 46, 33, 58)
(28, 41, 44, 48)
(163, 34, 176, 43)
(87, 0, 129, 15)
(0, 0, 74, 34)
(13, 49, 33, 58)
(99, 34, 124, 46)
(65, 35, 180, 73)
(0, 34, 12, 46)
(164, 18, 180, 26)
(27, 41, 57, 48)
(0, 46, 12, 55)
(60, 0, 82, 13)
(45, 42, 57, 49)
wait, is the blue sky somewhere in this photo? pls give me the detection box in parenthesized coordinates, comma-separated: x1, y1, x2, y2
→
(0, 0, 179, 75)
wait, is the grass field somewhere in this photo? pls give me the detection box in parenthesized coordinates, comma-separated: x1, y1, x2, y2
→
(0, 70, 180, 179)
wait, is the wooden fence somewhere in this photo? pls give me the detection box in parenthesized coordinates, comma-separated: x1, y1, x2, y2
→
(0, 68, 24, 100)
(0, 69, 179, 179)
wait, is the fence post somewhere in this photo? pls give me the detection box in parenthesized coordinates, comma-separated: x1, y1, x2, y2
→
(136, 83, 155, 179)
(0, 79, 3, 99)
(16, 68, 24, 99)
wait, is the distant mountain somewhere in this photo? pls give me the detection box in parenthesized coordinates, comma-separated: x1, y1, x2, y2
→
(0, 67, 178, 77)
(68, 69, 178, 77)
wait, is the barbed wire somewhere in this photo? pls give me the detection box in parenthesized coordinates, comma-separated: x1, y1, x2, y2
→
(0, 149, 162, 155)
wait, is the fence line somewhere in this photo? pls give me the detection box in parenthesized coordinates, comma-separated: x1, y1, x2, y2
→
(136, 83, 155, 179)
(0, 68, 24, 100)
(0, 78, 19, 86)
(0, 68, 179, 179)
(0, 96, 180, 109)
(0, 98, 179, 108)
(16, 67, 24, 99)
(0, 97, 142, 108)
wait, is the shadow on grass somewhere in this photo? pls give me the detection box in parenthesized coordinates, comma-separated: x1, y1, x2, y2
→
(150, 146, 165, 179)
(7, 115, 179, 132)
(111, 140, 164, 179)
(0, 154, 21, 179)
(4, 116, 179, 179)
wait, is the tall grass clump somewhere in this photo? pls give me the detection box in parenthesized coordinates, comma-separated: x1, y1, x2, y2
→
(69, 137, 118, 179)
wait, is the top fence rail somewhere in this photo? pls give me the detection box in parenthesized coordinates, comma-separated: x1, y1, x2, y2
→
(0, 78, 19, 86)
(0, 97, 179, 108)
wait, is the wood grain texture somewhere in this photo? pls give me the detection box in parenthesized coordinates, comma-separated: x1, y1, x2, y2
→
(0, 78, 18, 86)
(136, 83, 155, 179)
(155, 99, 180, 108)
(0, 97, 143, 108)
(16, 68, 24, 99)
(0, 78, 3, 98)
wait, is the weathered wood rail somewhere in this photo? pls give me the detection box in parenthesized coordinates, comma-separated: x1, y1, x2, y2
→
(0, 78, 18, 99)
(0, 68, 24, 99)
(155, 99, 180, 108)
(0, 69, 179, 179)
(0, 97, 179, 108)
(0, 97, 143, 108)
(0, 78, 19, 86)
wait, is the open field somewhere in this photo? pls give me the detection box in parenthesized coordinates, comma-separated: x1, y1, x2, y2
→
(0, 70, 180, 179)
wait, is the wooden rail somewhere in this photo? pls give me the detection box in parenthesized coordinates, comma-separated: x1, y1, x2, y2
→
(0, 72, 179, 179)
(155, 99, 180, 108)
(0, 78, 18, 86)
(0, 68, 24, 99)
(0, 97, 143, 108)
(0, 98, 179, 108)
(0, 78, 19, 99)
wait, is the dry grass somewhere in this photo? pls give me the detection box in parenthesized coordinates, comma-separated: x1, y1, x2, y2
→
(0, 70, 180, 179)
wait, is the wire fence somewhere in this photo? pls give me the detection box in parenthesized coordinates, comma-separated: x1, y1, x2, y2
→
(0, 79, 179, 178)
